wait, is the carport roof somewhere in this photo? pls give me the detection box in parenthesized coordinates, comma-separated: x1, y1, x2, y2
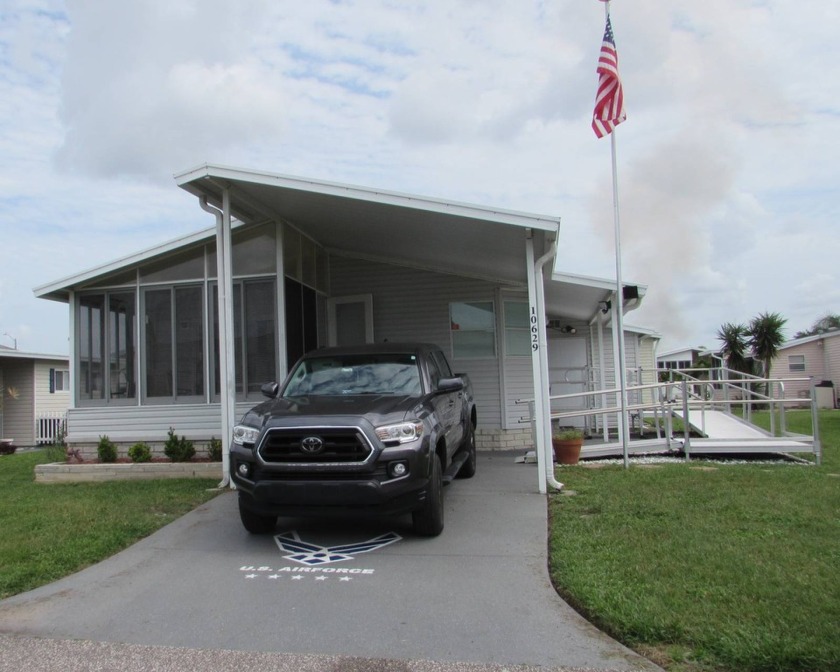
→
(174, 164, 559, 287)
(35, 164, 645, 323)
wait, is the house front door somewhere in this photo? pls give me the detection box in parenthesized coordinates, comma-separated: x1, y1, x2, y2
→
(548, 336, 588, 429)
(327, 295, 373, 346)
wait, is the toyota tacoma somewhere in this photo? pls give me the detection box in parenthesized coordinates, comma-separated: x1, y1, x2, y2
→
(230, 343, 477, 536)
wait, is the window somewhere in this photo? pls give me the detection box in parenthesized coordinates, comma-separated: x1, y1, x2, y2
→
(50, 369, 70, 392)
(504, 301, 530, 356)
(78, 294, 105, 400)
(78, 291, 137, 402)
(56, 370, 69, 391)
(211, 279, 278, 398)
(788, 354, 805, 372)
(450, 301, 496, 358)
(143, 286, 204, 401)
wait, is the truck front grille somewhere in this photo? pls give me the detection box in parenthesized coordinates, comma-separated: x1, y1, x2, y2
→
(258, 427, 373, 464)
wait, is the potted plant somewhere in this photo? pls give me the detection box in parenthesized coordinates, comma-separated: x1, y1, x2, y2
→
(551, 428, 584, 465)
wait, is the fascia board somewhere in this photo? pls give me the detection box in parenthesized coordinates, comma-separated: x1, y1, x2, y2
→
(175, 163, 561, 232)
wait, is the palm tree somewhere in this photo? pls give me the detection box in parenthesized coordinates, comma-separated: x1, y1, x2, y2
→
(717, 322, 751, 374)
(748, 311, 787, 378)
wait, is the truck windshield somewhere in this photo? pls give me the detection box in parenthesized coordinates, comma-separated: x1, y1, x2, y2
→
(283, 353, 423, 396)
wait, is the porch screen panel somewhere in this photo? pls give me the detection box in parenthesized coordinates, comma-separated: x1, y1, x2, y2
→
(109, 292, 136, 399)
(212, 284, 244, 395)
(175, 286, 204, 397)
(244, 280, 277, 393)
(79, 294, 105, 400)
(145, 289, 172, 398)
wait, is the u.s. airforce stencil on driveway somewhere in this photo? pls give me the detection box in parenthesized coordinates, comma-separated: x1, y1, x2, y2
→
(239, 530, 402, 582)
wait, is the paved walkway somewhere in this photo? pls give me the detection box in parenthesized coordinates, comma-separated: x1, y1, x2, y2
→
(0, 452, 660, 671)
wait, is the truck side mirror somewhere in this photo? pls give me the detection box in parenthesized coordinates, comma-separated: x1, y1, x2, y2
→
(260, 382, 280, 398)
(437, 376, 464, 393)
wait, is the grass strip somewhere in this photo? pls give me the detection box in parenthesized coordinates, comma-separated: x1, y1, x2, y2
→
(548, 410, 840, 672)
(0, 450, 220, 599)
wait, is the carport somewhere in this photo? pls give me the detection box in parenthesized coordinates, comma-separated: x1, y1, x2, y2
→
(173, 164, 643, 493)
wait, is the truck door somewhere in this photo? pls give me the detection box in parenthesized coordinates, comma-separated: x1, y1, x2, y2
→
(428, 350, 464, 456)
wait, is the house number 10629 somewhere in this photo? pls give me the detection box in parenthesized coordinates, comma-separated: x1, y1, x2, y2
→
(531, 307, 539, 351)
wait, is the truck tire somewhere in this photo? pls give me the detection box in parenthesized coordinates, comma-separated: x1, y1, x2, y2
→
(238, 494, 277, 534)
(413, 453, 444, 536)
(456, 422, 476, 479)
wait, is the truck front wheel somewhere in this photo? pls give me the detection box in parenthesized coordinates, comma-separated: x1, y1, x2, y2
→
(238, 494, 277, 534)
(412, 453, 444, 537)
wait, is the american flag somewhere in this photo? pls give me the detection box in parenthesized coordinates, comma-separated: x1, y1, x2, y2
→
(592, 15, 626, 138)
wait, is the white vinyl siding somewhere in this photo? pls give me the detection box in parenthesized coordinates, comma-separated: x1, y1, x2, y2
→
(64, 402, 256, 444)
(35, 361, 71, 415)
(770, 339, 829, 400)
(502, 358, 534, 429)
(1, 360, 34, 445)
(329, 255, 503, 429)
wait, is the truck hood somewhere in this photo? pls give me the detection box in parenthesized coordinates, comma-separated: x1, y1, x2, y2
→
(246, 394, 424, 429)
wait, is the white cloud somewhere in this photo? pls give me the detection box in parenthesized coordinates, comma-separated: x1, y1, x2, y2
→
(0, 0, 838, 356)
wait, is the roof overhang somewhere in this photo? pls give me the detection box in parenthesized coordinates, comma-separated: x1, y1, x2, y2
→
(175, 164, 560, 288)
(35, 164, 647, 324)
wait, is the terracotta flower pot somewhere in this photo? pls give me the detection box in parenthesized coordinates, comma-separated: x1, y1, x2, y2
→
(552, 438, 583, 465)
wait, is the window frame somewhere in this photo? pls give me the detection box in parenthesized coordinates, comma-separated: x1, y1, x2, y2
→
(449, 300, 497, 359)
(140, 284, 206, 404)
(209, 277, 280, 402)
(76, 290, 138, 406)
(788, 354, 806, 372)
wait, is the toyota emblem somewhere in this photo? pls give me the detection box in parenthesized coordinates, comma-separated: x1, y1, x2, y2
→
(300, 436, 324, 454)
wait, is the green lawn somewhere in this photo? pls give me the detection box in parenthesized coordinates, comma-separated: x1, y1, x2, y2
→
(0, 450, 220, 599)
(548, 410, 840, 672)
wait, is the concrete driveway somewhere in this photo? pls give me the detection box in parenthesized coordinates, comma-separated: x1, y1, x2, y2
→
(0, 452, 659, 671)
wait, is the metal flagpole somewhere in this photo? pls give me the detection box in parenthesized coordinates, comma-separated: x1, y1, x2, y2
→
(600, 0, 630, 468)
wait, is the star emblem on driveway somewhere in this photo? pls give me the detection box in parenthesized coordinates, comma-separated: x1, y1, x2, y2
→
(274, 531, 402, 566)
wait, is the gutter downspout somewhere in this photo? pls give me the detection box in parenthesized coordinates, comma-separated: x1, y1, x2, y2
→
(199, 196, 232, 488)
(526, 232, 564, 493)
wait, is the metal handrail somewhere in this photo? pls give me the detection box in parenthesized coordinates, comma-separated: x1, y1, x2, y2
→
(516, 372, 821, 464)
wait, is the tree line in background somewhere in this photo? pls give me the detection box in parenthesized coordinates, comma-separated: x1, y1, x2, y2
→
(717, 311, 787, 378)
(717, 312, 840, 377)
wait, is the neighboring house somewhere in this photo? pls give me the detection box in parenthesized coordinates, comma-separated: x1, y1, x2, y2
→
(0, 346, 70, 446)
(34, 166, 655, 487)
(656, 347, 710, 372)
(769, 330, 840, 408)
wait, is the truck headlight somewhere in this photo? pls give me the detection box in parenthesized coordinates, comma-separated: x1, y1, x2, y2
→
(375, 421, 424, 445)
(232, 425, 260, 446)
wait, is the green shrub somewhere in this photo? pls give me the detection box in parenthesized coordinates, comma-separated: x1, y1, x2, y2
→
(208, 437, 223, 461)
(128, 442, 152, 463)
(163, 428, 195, 462)
(97, 435, 117, 463)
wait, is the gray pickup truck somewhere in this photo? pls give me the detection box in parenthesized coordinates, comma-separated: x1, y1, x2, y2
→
(230, 342, 477, 536)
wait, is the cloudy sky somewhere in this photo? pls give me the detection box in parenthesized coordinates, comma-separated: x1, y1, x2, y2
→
(1, 0, 837, 357)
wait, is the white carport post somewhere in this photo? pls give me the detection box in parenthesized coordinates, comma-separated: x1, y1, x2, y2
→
(525, 231, 562, 494)
(201, 189, 236, 487)
(219, 189, 236, 486)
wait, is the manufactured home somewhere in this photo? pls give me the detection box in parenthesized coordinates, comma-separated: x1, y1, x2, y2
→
(35, 165, 653, 490)
(769, 331, 839, 408)
(0, 346, 69, 446)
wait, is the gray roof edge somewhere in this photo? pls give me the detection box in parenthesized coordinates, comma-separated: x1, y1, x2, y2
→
(0, 349, 69, 362)
(779, 329, 840, 350)
(175, 163, 561, 230)
(33, 226, 218, 299)
(552, 270, 648, 295)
